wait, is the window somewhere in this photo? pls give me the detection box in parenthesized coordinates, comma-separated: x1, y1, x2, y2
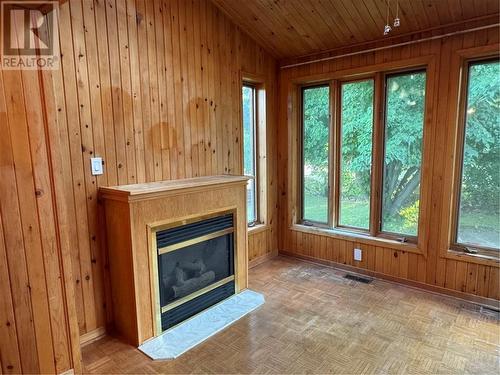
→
(338, 79, 374, 230)
(242, 84, 258, 225)
(455, 59, 500, 252)
(298, 68, 428, 242)
(381, 71, 426, 237)
(302, 85, 330, 224)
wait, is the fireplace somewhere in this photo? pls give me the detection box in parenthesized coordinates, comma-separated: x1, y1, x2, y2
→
(154, 212, 236, 331)
(100, 175, 248, 345)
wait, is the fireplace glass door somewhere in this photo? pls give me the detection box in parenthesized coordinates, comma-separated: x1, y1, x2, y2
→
(156, 213, 235, 330)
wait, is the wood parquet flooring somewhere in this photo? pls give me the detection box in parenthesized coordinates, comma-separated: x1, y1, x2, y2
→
(82, 256, 500, 374)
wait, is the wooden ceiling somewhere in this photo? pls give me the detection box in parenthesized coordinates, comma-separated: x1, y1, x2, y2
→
(212, 0, 499, 60)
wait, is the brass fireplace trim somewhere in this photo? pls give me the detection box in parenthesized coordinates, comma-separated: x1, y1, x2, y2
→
(157, 227, 234, 255)
(147, 207, 239, 336)
(160, 275, 235, 313)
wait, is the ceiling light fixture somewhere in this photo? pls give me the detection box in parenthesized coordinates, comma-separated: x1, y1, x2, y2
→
(384, 0, 392, 35)
(384, 0, 401, 35)
(394, 0, 400, 27)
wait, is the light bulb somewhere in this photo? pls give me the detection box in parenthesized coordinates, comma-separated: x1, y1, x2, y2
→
(394, 17, 400, 27)
(384, 24, 392, 35)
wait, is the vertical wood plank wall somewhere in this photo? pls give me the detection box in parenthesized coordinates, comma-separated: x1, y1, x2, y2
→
(0, 0, 278, 372)
(0, 39, 81, 375)
(278, 28, 500, 303)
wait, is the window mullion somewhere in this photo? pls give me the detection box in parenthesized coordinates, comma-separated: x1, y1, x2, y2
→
(370, 72, 384, 237)
(329, 80, 339, 228)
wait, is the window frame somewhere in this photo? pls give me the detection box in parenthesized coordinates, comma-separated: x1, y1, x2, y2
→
(297, 67, 428, 244)
(450, 56, 500, 257)
(299, 82, 332, 227)
(378, 68, 427, 243)
(335, 76, 376, 234)
(242, 82, 259, 227)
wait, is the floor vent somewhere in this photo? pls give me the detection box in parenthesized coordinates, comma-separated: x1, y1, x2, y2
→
(478, 306, 500, 320)
(344, 274, 372, 284)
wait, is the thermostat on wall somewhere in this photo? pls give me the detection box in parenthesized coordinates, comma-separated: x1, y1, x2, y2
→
(91, 157, 103, 175)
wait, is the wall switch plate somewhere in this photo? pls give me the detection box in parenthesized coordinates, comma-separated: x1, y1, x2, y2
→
(354, 248, 362, 261)
(91, 157, 103, 175)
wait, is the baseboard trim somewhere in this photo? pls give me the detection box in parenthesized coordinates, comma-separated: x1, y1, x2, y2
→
(279, 251, 500, 310)
(249, 251, 278, 269)
(80, 326, 106, 347)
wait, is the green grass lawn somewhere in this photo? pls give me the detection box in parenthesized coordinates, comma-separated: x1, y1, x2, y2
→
(303, 193, 499, 247)
(458, 210, 500, 248)
(303, 193, 369, 228)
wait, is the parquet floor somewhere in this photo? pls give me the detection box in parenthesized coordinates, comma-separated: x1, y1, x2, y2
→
(82, 256, 500, 374)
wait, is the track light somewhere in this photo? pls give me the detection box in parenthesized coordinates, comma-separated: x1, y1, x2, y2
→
(393, 0, 400, 27)
(384, 0, 401, 35)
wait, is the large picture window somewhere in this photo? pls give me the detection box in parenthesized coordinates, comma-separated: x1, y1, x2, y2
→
(301, 85, 330, 224)
(455, 59, 500, 252)
(299, 68, 428, 242)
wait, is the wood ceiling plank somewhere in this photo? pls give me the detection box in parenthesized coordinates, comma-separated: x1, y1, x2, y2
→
(362, 0, 391, 33)
(434, 1, 453, 25)
(314, 0, 356, 45)
(397, 0, 422, 31)
(330, 0, 368, 44)
(421, 1, 441, 25)
(278, 0, 329, 53)
(486, 0, 500, 14)
(299, 0, 343, 48)
(309, 0, 347, 47)
(255, 0, 313, 56)
(342, 0, 380, 40)
(473, 0, 488, 16)
(447, 0, 464, 22)
(458, 0, 476, 20)
(406, 0, 432, 30)
(211, 0, 499, 59)
(211, 1, 282, 56)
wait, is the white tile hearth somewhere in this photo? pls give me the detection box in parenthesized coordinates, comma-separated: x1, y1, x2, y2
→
(138, 290, 265, 360)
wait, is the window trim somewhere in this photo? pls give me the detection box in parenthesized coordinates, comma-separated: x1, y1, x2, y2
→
(242, 82, 259, 227)
(299, 83, 332, 226)
(450, 56, 500, 256)
(297, 66, 429, 245)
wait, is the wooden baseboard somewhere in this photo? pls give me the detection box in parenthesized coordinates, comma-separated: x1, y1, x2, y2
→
(249, 251, 278, 269)
(80, 327, 106, 347)
(279, 251, 500, 310)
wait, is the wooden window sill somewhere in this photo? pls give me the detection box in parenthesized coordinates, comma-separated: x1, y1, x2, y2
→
(248, 223, 269, 235)
(445, 249, 500, 267)
(291, 224, 423, 255)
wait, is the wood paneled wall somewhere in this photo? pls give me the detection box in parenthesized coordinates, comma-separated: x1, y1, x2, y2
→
(0, 40, 81, 375)
(278, 28, 500, 304)
(0, 0, 278, 372)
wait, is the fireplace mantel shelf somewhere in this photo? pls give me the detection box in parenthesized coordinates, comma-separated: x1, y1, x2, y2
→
(100, 175, 249, 201)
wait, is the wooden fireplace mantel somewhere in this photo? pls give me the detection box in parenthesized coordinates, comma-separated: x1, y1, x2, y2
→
(100, 175, 250, 201)
(100, 175, 249, 346)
